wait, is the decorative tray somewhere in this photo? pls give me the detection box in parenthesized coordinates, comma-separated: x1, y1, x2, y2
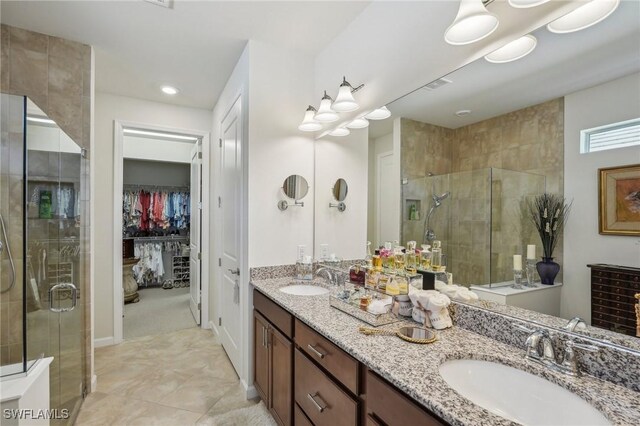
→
(329, 286, 400, 327)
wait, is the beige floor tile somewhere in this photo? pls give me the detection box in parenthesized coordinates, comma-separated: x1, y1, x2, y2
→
(126, 403, 202, 426)
(157, 373, 238, 413)
(203, 383, 259, 417)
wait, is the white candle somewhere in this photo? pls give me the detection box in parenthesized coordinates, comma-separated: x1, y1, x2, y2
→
(513, 255, 522, 271)
(527, 244, 536, 260)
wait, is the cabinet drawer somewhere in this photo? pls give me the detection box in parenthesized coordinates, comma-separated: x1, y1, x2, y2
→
(295, 319, 359, 394)
(295, 349, 358, 426)
(294, 403, 314, 426)
(366, 370, 444, 425)
(254, 289, 293, 339)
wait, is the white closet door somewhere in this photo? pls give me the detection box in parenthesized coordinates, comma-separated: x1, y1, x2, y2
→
(189, 140, 202, 325)
(219, 97, 243, 374)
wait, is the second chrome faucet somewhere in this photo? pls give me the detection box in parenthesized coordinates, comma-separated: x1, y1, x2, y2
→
(517, 324, 599, 377)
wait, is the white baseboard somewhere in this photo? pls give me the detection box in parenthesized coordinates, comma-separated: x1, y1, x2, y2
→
(94, 337, 115, 348)
(91, 374, 97, 392)
(241, 380, 258, 400)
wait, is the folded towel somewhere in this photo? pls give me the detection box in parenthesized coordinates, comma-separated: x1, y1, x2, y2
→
(412, 307, 432, 328)
(409, 290, 452, 330)
(435, 282, 479, 302)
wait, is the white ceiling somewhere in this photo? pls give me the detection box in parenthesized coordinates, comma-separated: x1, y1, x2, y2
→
(369, 0, 640, 137)
(0, 0, 370, 109)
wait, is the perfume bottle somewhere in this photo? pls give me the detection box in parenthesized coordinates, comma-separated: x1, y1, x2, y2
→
(395, 275, 408, 294)
(431, 240, 442, 272)
(394, 246, 406, 272)
(372, 249, 382, 271)
(420, 244, 432, 270)
(365, 241, 373, 268)
(406, 241, 417, 274)
(385, 275, 400, 296)
(381, 242, 393, 270)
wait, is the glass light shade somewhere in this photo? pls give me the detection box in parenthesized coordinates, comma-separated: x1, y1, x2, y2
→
(346, 117, 369, 129)
(485, 34, 537, 63)
(314, 97, 339, 122)
(298, 108, 322, 132)
(444, 0, 499, 45)
(508, 0, 550, 8)
(364, 106, 391, 120)
(332, 84, 359, 112)
(547, 0, 619, 34)
(329, 127, 350, 137)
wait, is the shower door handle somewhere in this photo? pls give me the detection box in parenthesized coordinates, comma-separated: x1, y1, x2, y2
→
(49, 283, 78, 312)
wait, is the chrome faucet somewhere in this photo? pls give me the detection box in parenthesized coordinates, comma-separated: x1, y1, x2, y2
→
(517, 324, 599, 376)
(521, 327, 556, 365)
(564, 317, 587, 332)
(316, 267, 347, 286)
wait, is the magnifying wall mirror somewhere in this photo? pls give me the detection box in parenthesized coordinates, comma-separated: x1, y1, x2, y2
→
(278, 174, 309, 210)
(330, 178, 348, 212)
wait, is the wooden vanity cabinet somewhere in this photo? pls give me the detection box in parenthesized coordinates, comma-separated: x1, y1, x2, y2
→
(366, 370, 446, 426)
(253, 290, 293, 426)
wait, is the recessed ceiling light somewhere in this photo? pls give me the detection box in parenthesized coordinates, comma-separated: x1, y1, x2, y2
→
(547, 0, 619, 34)
(328, 127, 350, 137)
(485, 34, 537, 63)
(161, 86, 179, 95)
(455, 109, 472, 117)
(508, 0, 550, 8)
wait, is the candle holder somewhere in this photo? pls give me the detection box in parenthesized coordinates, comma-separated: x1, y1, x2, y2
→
(525, 259, 537, 287)
(511, 269, 523, 289)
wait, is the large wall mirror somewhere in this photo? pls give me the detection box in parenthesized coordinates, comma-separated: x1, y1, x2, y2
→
(314, 1, 640, 351)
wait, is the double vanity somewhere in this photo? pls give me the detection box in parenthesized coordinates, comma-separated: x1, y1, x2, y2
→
(251, 272, 640, 426)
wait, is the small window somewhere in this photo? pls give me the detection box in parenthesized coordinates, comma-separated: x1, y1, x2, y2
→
(580, 118, 640, 153)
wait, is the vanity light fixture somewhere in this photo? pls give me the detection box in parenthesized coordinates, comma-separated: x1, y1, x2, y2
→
(508, 0, 550, 8)
(328, 127, 350, 137)
(161, 85, 179, 95)
(547, 0, 619, 34)
(314, 91, 340, 122)
(332, 77, 363, 112)
(484, 34, 537, 63)
(346, 117, 369, 129)
(444, 0, 499, 45)
(298, 106, 323, 132)
(365, 106, 391, 120)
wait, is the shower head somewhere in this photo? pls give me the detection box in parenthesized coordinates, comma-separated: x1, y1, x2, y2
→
(432, 191, 450, 207)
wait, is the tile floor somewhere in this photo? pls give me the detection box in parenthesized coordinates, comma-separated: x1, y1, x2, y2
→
(76, 327, 259, 425)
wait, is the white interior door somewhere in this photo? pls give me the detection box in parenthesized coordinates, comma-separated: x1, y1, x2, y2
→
(189, 141, 202, 324)
(377, 152, 396, 245)
(219, 97, 242, 372)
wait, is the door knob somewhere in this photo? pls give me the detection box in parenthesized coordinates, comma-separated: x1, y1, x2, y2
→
(228, 268, 240, 276)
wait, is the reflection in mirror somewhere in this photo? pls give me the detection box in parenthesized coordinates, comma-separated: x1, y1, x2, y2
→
(332, 178, 348, 201)
(358, 0, 640, 349)
(282, 174, 309, 200)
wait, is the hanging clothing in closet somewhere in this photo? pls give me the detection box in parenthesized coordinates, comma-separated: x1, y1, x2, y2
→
(123, 189, 190, 234)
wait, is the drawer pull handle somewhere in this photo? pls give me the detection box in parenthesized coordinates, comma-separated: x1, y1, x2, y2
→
(307, 392, 328, 412)
(307, 344, 326, 359)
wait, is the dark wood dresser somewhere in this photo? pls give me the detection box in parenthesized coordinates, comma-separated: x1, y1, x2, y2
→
(588, 264, 640, 337)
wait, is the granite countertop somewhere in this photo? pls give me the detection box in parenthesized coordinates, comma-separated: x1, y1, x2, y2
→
(251, 277, 640, 426)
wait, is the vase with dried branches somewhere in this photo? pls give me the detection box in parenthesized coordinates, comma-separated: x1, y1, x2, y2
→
(528, 194, 572, 285)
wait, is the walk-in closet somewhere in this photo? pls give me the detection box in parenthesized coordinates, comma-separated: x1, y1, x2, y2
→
(121, 130, 201, 340)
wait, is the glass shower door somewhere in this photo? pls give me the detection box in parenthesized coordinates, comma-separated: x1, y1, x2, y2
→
(25, 99, 85, 424)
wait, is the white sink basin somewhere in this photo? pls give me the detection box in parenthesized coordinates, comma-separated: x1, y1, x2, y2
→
(278, 284, 329, 296)
(439, 359, 609, 426)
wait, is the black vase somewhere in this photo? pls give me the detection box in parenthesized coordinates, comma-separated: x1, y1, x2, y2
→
(536, 257, 560, 285)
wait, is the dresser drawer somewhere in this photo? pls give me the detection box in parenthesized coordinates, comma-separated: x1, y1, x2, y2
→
(366, 369, 444, 425)
(295, 349, 358, 426)
(295, 319, 359, 394)
(254, 289, 293, 339)
(294, 403, 313, 426)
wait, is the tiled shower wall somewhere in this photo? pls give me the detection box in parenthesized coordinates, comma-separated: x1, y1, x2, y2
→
(0, 24, 92, 389)
(400, 98, 565, 285)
